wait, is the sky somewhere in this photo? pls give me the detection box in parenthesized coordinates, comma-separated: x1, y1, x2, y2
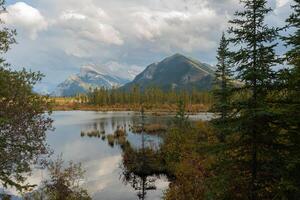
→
(2, 0, 293, 92)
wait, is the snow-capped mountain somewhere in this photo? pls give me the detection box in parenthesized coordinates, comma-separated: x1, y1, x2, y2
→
(52, 65, 131, 97)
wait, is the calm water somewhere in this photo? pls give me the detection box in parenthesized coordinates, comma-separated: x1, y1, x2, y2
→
(5, 111, 214, 200)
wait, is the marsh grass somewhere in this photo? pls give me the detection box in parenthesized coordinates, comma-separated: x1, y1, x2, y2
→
(130, 124, 167, 135)
(80, 129, 105, 138)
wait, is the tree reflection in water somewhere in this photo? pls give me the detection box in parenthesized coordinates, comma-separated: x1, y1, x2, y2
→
(120, 108, 166, 200)
(80, 110, 167, 200)
(120, 142, 164, 200)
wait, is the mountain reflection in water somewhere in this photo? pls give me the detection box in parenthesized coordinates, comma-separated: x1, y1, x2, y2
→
(4, 111, 212, 199)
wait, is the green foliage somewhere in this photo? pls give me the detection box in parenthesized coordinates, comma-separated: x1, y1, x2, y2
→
(0, 0, 16, 63)
(162, 121, 217, 200)
(0, 67, 53, 190)
(163, 1, 300, 199)
(173, 99, 190, 130)
(212, 32, 234, 142)
(275, 0, 300, 198)
(162, 100, 192, 175)
(283, 0, 300, 67)
(164, 154, 207, 200)
(28, 157, 91, 200)
(222, 0, 282, 199)
(0, 1, 53, 191)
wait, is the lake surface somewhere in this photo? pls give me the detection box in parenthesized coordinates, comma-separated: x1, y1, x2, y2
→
(4, 111, 214, 200)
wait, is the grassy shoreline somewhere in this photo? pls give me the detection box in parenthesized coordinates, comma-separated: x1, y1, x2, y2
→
(52, 104, 210, 113)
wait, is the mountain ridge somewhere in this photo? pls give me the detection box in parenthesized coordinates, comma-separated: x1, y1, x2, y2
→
(122, 54, 215, 91)
(51, 66, 130, 97)
(51, 54, 216, 96)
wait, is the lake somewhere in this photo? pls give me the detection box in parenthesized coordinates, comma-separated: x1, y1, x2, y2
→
(3, 111, 214, 200)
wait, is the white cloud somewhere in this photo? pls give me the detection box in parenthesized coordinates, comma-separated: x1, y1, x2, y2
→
(57, 9, 122, 45)
(130, 7, 227, 52)
(3, 2, 47, 40)
(276, 0, 290, 8)
(60, 10, 87, 20)
(83, 61, 143, 80)
(54, 8, 123, 57)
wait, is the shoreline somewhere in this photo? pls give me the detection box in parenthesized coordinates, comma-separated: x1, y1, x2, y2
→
(51, 104, 211, 115)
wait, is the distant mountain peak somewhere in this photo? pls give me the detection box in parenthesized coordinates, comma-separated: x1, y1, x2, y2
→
(52, 66, 130, 97)
(162, 53, 187, 62)
(170, 53, 185, 58)
(122, 54, 215, 91)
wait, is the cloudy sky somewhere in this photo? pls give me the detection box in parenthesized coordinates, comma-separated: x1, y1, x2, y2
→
(3, 0, 293, 91)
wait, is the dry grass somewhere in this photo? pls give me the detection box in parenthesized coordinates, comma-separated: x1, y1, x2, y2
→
(114, 127, 126, 137)
(106, 135, 115, 147)
(130, 123, 167, 134)
(80, 130, 105, 138)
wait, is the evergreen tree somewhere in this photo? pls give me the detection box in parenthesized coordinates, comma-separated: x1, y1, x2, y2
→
(284, 0, 300, 67)
(212, 32, 233, 142)
(224, 0, 281, 199)
(173, 99, 190, 130)
(278, 0, 300, 198)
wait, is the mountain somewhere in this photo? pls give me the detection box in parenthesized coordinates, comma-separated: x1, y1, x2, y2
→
(122, 54, 215, 91)
(52, 66, 130, 96)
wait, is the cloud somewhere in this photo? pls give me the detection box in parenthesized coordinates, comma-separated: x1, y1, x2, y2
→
(276, 0, 291, 8)
(57, 10, 123, 46)
(4, 0, 291, 92)
(130, 7, 228, 52)
(83, 61, 143, 80)
(3, 2, 48, 40)
(49, 7, 123, 58)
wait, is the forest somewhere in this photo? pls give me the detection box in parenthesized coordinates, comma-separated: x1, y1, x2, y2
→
(86, 86, 213, 106)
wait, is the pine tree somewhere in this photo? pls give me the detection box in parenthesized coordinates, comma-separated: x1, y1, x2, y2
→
(278, 0, 300, 198)
(284, 0, 300, 68)
(173, 99, 190, 130)
(225, 0, 281, 199)
(212, 32, 233, 142)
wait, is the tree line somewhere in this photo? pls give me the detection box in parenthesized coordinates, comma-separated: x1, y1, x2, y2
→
(85, 86, 213, 106)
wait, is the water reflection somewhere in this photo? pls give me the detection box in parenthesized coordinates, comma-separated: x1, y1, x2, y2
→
(49, 111, 170, 200)
(4, 111, 211, 199)
(120, 143, 166, 200)
(80, 110, 168, 200)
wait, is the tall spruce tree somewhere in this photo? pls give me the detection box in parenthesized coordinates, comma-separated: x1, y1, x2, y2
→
(278, 0, 300, 198)
(284, 0, 300, 67)
(226, 0, 281, 199)
(212, 32, 233, 142)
